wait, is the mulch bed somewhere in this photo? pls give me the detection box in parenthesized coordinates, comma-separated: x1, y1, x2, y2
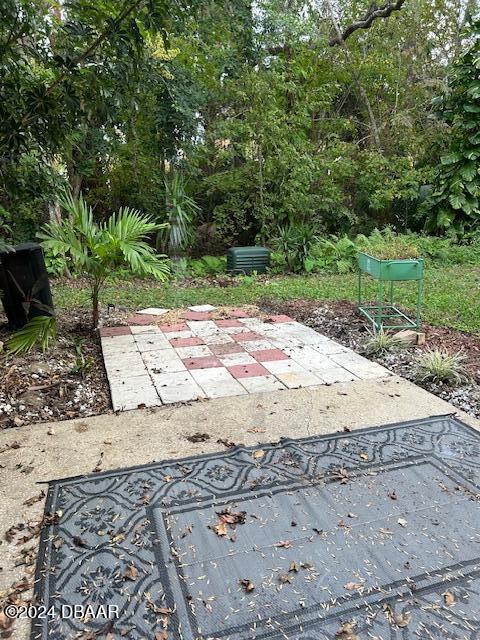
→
(0, 310, 110, 429)
(261, 298, 480, 419)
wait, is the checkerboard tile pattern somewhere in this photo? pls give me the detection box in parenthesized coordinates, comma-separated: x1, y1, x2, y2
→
(101, 316, 392, 410)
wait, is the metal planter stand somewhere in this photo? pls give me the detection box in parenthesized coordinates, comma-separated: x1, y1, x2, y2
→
(357, 252, 424, 332)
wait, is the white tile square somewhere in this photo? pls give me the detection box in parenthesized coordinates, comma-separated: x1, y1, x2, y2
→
(161, 330, 192, 339)
(203, 333, 234, 345)
(138, 308, 169, 316)
(186, 320, 219, 336)
(130, 325, 160, 335)
(219, 353, 256, 366)
(191, 368, 247, 398)
(242, 340, 275, 353)
(153, 371, 204, 404)
(239, 375, 286, 393)
(175, 345, 213, 359)
(188, 304, 217, 312)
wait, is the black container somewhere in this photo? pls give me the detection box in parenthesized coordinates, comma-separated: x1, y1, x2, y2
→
(0, 243, 54, 328)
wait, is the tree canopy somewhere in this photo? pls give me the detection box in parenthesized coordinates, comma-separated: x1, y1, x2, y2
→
(1, 0, 478, 248)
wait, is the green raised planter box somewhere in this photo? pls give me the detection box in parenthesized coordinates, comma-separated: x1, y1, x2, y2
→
(227, 246, 270, 275)
(357, 252, 424, 281)
(357, 252, 424, 332)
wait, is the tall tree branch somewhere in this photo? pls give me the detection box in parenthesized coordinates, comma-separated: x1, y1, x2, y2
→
(329, 0, 407, 46)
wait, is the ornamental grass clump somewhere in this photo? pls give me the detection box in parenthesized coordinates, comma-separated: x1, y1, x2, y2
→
(364, 329, 404, 356)
(415, 348, 468, 386)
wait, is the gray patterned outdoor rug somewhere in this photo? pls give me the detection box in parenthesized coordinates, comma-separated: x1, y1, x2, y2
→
(32, 415, 480, 640)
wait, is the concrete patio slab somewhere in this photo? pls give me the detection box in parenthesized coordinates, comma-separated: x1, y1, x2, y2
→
(1, 375, 480, 639)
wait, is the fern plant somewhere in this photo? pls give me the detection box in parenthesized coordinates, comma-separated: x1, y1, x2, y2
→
(7, 316, 57, 355)
(38, 191, 170, 328)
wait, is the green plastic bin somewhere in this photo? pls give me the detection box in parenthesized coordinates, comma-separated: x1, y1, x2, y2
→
(227, 246, 270, 275)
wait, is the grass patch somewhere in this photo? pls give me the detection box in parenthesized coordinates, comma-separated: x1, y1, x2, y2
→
(53, 266, 480, 334)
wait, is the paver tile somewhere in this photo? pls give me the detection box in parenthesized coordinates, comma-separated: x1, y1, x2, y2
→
(152, 371, 204, 404)
(209, 342, 245, 356)
(137, 307, 169, 316)
(110, 384, 160, 411)
(311, 366, 357, 384)
(143, 350, 186, 373)
(232, 331, 262, 342)
(239, 375, 286, 393)
(215, 319, 243, 328)
(186, 320, 220, 335)
(188, 304, 217, 312)
(219, 352, 256, 366)
(261, 359, 310, 375)
(159, 323, 189, 333)
(311, 340, 349, 355)
(175, 345, 213, 359)
(99, 326, 131, 337)
(227, 363, 270, 378)
(129, 314, 157, 325)
(169, 337, 204, 348)
(243, 339, 275, 352)
(223, 326, 250, 335)
(109, 374, 155, 392)
(134, 336, 172, 351)
(161, 330, 192, 339)
(182, 311, 213, 321)
(182, 356, 223, 370)
(130, 325, 160, 335)
(202, 333, 234, 345)
(273, 370, 324, 389)
(190, 368, 247, 398)
(251, 349, 289, 362)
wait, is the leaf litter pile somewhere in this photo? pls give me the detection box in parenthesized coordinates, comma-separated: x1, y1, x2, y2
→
(26, 416, 480, 638)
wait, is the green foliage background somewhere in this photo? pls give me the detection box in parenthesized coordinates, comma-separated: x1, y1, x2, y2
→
(1, 0, 478, 248)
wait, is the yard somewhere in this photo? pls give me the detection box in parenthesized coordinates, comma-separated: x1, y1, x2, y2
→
(1, 1, 480, 638)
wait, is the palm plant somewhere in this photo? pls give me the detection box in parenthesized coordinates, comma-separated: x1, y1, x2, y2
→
(157, 172, 199, 257)
(38, 191, 170, 328)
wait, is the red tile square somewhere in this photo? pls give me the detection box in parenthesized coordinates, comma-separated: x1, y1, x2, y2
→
(159, 323, 189, 333)
(128, 314, 156, 325)
(228, 309, 251, 318)
(181, 311, 213, 321)
(99, 326, 131, 337)
(251, 349, 289, 362)
(232, 331, 261, 342)
(169, 337, 204, 347)
(210, 342, 245, 355)
(182, 356, 223, 370)
(268, 315, 294, 323)
(228, 363, 269, 378)
(215, 319, 243, 328)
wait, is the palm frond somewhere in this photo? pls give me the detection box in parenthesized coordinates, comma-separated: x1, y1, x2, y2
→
(7, 316, 58, 355)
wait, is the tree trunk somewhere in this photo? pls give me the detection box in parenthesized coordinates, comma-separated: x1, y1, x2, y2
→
(92, 282, 100, 328)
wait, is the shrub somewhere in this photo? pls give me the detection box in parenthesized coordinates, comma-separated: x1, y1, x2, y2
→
(415, 348, 468, 385)
(188, 256, 226, 277)
(273, 223, 318, 272)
